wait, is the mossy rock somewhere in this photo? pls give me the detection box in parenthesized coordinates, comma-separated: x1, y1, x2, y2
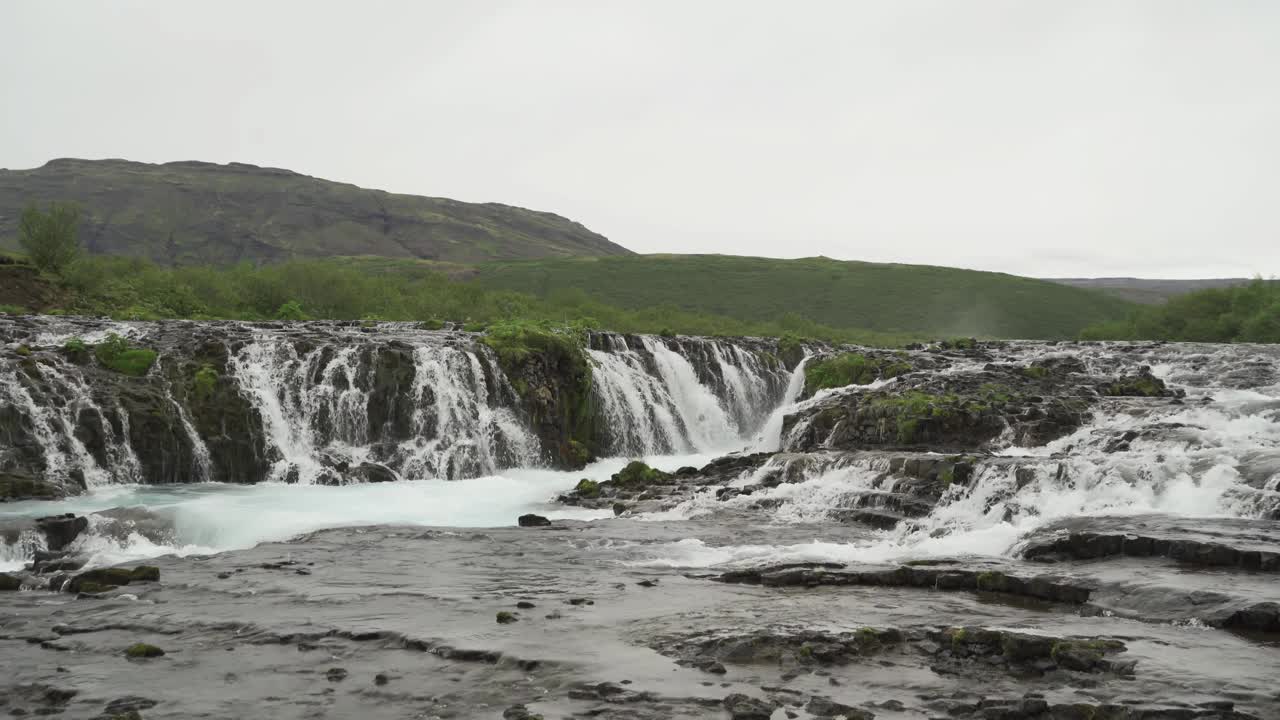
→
(93, 334, 157, 376)
(611, 461, 671, 489)
(66, 565, 161, 593)
(804, 352, 912, 392)
(1102, 370, 1169, 397)
(1020, 365, 1049, 379)
(124, 643, 165, 659)
(574, 478, 601, 498)
(496, 611, 518, 624)
(0, 573, 22, 591)
(565, 440, 591, 469)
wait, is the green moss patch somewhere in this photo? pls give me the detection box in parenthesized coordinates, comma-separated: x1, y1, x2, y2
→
(124, 643, 165, 659)
(804, 353, 912, 392)
(93, 334, 157, 376)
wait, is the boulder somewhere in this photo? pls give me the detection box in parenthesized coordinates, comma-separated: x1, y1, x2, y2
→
(723, 693, 775, 720)
(35, 514, 89, 551)
(517, 514, 552, 527)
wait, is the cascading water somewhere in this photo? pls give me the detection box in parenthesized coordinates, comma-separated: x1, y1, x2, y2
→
(391, 344, 537, 481)
(639, 344, 1280, 567)
(587, 334, 791, 456)
(4, 315, 1277, 583)
(229, 333, 539, 484)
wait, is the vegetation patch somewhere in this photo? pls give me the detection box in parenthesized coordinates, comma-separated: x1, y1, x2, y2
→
(124, 643, 165, 659)
(869, 391, 1010, 444)
(93, 334, 157, 377)
(1081, 278, 1280, 344)
(471, 254, 1136, 340)
(1102, 373, 1166, 397)
(193, 364, 219, 400)
(574, 478, 601, 498)
(611, 461, 671, 488)
(804, 353, 912, 392)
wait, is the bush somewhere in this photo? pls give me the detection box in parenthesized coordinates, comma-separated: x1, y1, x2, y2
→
(18, 202, 81, 275)
(1080, 278, 1280, 344)
(93, 334, 157, 376)
(276, 300, 309, 321)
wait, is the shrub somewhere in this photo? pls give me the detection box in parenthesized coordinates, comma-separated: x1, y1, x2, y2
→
(276, 300, 309, 321)
(18, 202, 81, 275)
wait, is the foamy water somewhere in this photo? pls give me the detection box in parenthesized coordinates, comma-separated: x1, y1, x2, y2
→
(0, 453, 725, 571)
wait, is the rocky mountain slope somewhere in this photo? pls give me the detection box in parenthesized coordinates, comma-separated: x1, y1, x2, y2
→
(0, 159, 630, 265)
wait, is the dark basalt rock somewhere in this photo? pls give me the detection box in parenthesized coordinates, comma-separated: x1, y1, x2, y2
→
(806, 696, 874, 719)
(782, 362, 1094, 454)
(0, 573, 21, 591)
(35, 514, 89, 551)
(1023, 530, 1280, 571)
(723, 693, 776, 720)
(1100, 367, 1182, 398)
(714, 564, 1093, 605)
(0, 470, 65, 501)
(517, 514, 552, 527)
(65, 565, 161, 594)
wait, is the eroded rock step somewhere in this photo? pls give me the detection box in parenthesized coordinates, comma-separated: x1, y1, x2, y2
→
(1022, 516, 1280, 571)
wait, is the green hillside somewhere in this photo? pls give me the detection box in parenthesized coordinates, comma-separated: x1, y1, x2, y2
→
(1081, 279, 1280, 343)
(0, 159, 629, 266)
(471, 254, 1137, 339)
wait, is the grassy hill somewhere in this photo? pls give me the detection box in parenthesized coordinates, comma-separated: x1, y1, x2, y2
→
(1046, 277, 1252, 305)
(470, 255, 1138, 339)
(0, 159, 629, 266)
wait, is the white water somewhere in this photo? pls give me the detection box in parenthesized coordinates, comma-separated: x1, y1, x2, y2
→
(632, 360, 1280, 569)
(5, 327, 1277, 577)
(0, 453, 717, 571)
(587, 335, 789, 456)
(230, 336, 539, 484)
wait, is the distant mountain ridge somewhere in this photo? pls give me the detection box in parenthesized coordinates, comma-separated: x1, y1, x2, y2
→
(1046, 277, 1251, 304)
(0, 158, 630, 265)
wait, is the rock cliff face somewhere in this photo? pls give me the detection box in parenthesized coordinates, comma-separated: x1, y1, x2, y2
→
(0, 317, 793, 499)
(0, 159, 631, 265)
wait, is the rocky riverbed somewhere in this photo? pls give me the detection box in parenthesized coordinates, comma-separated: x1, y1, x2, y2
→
(1, 319, 1278, 718)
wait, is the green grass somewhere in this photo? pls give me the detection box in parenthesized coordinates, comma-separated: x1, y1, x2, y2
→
(804, 353, 911, 391)
(470, 254, 1137, 339)
(93, 334, 157, 376)
(40, 255, 916, 345)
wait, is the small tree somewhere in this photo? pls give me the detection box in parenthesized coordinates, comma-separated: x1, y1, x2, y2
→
(18, 202, 81, 275)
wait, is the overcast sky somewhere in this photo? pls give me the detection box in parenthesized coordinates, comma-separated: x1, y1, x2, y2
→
(3, 1, 1276, 278)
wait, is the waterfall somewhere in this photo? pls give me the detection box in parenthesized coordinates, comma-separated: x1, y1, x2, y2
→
(229, 333, 538, 484)
(752, 356, 809, 452)
(587, 335, 791, 456)
(0, 360, 114, 490)
(391, 345, 537, 481)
